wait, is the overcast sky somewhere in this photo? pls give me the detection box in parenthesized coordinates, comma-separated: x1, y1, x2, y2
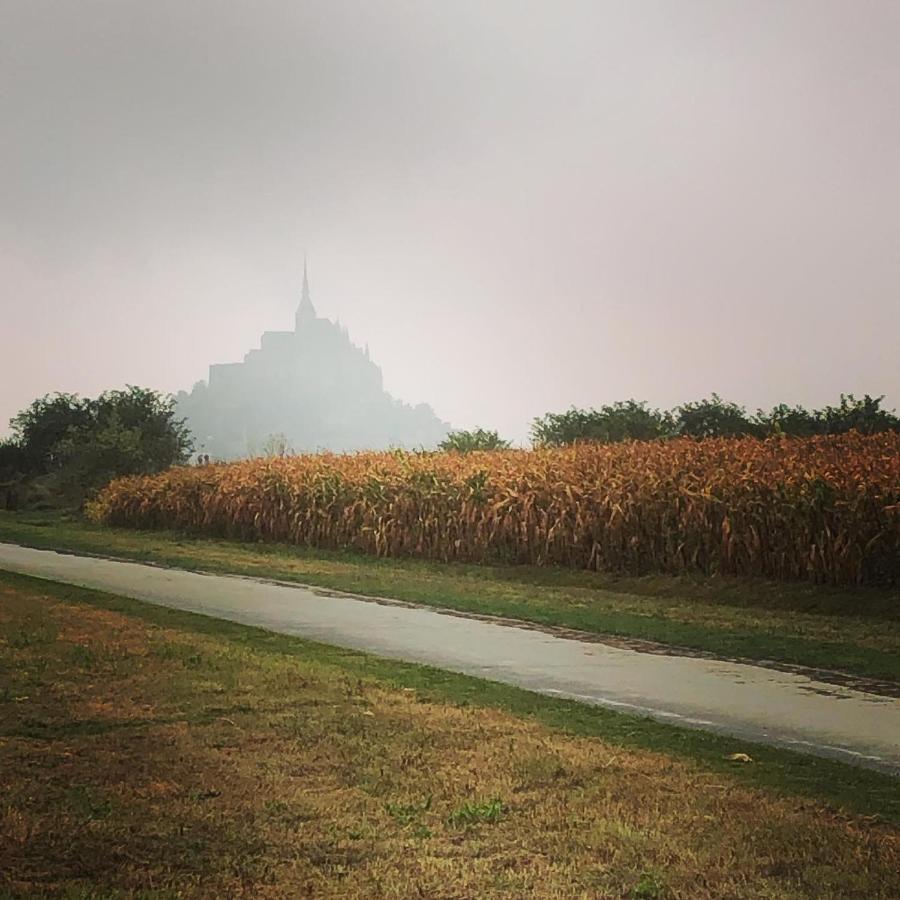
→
(2, 0, 898, 443)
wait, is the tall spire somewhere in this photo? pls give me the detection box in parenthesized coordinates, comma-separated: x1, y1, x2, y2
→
(296, 256, 316, 328)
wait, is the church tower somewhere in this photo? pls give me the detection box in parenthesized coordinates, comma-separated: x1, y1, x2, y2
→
(295, 259, 316, 330)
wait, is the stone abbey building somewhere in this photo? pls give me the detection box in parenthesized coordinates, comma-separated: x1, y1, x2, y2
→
(175, 265, 449, 458)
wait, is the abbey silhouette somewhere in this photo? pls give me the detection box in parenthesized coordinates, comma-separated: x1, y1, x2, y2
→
(175, 264, 449, 458)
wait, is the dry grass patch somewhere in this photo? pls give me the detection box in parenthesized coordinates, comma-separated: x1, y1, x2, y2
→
(0, 580, 898, 898)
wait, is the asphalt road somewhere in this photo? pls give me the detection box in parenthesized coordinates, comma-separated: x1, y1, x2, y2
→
(2, 541, 898, 774)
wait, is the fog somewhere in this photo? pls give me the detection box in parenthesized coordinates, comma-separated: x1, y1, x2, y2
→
(2, 0, 898, 445)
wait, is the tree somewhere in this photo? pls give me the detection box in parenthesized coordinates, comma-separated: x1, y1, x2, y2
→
(261, 433, 293, 457)
(0, 441, 29, 510)
(6, 386, 193, 502)
(0, 440, 29, 479)
(531, 401, 671, 446)
(10, 393, 93, 473)
(672, 394, 758, 439)
(755, 404, 820, 437)
(439, 428, 511, 453)
(817, 394, 900, 435)
(90, 386, 193, 472)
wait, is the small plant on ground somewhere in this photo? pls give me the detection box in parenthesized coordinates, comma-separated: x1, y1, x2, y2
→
(448, 797, 504, 828)
(386, 795, 432, 828)
(631, 870, 668, 899)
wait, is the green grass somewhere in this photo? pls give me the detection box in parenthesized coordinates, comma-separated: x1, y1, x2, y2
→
(1, 511, 898, 683)
(448, 798, 504, 828)
(1, 568, 898, 828)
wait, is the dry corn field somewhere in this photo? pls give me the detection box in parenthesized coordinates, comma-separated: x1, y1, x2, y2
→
(88, 434, 900, 586)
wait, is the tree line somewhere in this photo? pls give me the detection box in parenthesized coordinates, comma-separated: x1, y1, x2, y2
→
(531, 393, 900, 445)
(443, 394, 900, 451)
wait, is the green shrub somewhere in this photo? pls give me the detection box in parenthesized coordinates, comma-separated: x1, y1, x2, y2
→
(439, 428, 511, 452)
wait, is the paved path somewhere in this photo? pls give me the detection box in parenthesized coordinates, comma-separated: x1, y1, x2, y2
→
(2, 542, 898, 774)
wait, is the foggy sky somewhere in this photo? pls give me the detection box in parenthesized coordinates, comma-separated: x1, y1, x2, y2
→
(2, 0, 898, 445)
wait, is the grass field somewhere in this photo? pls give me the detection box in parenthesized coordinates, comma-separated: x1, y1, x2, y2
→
(1, 511, 898, 683)
(1, 571, 899, 898)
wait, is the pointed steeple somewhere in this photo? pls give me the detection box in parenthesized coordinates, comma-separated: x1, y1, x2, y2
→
(295, 257, 316, 329)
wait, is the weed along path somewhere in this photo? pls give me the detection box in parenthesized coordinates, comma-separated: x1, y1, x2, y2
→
(2, 541, 899, 775)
